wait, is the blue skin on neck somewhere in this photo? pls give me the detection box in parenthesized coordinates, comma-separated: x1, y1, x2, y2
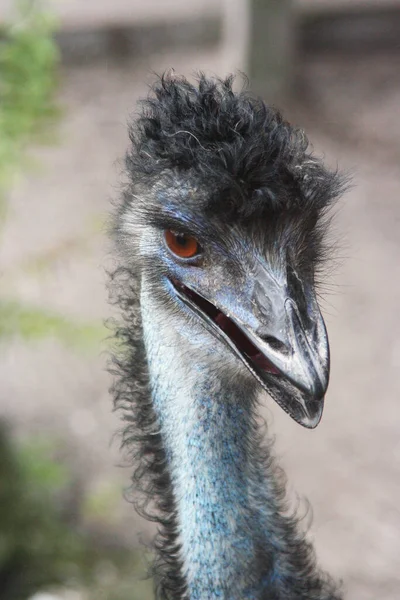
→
(141, 279, 280, 599)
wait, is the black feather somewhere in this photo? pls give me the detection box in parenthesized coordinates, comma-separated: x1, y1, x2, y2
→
(126, 73, 345, 224)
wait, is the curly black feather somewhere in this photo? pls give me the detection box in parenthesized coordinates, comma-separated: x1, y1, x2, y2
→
(109, 267, 188, 599)
(125, 73, 345, 223)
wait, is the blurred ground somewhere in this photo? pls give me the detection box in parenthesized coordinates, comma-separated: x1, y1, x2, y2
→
(0, 45, 399, 600)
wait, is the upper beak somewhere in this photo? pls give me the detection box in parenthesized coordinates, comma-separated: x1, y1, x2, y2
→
(240, 262, 329, 427)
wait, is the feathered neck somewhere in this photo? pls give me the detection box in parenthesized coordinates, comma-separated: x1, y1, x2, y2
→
(111, 268, 342, 600)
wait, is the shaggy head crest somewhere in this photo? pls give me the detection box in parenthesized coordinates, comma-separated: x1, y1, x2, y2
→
(125, 73, 344, 223)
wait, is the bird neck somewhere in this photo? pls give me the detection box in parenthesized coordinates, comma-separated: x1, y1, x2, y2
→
(140, 279, 281, 599)
(138, 276, 340, 600)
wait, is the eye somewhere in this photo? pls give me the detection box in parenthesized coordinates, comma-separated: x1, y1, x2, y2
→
(165, 230, 201, 259)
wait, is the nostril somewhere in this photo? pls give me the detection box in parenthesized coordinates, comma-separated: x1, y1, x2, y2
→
(262, 335, 289, 355)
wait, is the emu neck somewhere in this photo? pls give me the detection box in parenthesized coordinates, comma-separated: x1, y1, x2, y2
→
(141, 279, 277, 599)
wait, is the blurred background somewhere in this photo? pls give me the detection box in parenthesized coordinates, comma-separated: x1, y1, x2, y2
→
(0, 0, 399, 599)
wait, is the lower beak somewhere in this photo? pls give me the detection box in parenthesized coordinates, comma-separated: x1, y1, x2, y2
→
(242, 274, 330, 428)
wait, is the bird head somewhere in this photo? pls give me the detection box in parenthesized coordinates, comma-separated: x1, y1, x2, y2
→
(117, 74, 346, 429)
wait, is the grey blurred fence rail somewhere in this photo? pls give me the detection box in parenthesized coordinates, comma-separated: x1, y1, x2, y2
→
(1, 0, 400, 63)
(0, 0, 221, 30)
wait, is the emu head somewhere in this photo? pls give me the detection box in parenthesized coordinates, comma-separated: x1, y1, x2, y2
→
(117, 74, 344, 429)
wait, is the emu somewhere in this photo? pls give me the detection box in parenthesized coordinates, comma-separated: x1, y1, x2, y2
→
(111, 74, 345, 600)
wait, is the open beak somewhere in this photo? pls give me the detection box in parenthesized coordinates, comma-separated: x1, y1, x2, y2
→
(234, 288, 329, 428)
(170, 263, 329, 429)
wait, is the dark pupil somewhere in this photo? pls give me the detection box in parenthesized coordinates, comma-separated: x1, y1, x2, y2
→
(176, 234, 188, 247)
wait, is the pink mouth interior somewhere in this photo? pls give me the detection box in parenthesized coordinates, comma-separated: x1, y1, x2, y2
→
(174, 280, 280, 375)
(214, 312, 280, 374)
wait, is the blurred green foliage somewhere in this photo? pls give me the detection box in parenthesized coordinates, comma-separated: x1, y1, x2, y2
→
(0, 423, 154, 600)
(0, 4, 154, 599)
(0, 426, 83, 598)
(0, 0, 59, 215)
(0, 3, 106, 352)
(0, 300, 107, 353)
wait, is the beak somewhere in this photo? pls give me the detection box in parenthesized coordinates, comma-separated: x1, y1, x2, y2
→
(170, 261, 329, 429)
(238, 262, 329, 427)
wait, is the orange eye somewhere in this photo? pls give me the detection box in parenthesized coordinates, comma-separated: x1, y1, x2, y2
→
(165, 230, 200, 259)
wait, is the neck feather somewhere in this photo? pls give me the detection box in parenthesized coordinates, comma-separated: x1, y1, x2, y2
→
(143, 315, 271, 598)
(112, 269, 341, 600)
